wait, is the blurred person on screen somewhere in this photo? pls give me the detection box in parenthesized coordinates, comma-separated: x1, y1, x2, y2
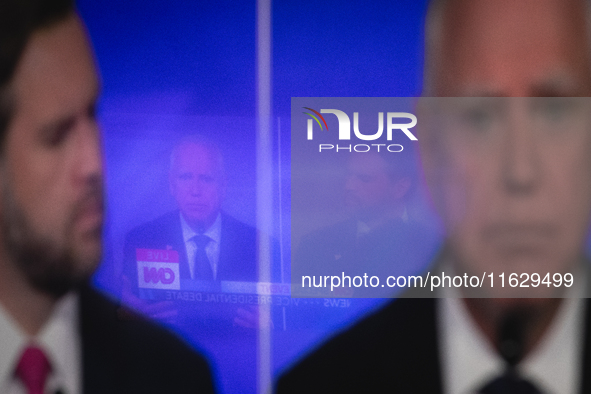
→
(121, 136, 277, 329)
(278, 0, 591, 392)
(0, 1, 215, 392)
(293, 149, 434, 298)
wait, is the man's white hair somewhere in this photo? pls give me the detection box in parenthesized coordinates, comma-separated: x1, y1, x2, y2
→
(169, 135, 225, 180)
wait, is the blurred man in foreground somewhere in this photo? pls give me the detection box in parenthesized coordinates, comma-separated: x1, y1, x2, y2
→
(278, 0, 591, 392)
(0, 1, 214, 392)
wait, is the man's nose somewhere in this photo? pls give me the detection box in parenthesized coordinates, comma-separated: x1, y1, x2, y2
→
(190, 180, 203, 196)
(502, 104, 540, 194)
(76, 118, 103, 187)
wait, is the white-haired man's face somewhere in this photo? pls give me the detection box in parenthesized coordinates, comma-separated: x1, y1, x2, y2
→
(422, 0, 591, 294)
(169, 142, 225, 231)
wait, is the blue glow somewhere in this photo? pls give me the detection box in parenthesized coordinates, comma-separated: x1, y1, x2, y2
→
(79, 1, 430, 393)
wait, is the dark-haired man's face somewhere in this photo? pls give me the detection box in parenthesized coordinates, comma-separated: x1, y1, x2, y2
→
(2, 14, 103, 296)
(423, 0, 591, 294)
(345, 152, 399, 222)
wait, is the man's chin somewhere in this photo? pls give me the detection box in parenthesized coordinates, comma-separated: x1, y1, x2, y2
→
(465, 297, 551, 314)
(31, 274, 86, 299)
(183, 213, 217, 231)
(23, 242, 101, 299)
(74, 232, 102, 262)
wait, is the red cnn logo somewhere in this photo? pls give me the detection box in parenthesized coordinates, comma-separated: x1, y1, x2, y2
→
(143, 267, 176, 285)
(136, 249, 181, 290)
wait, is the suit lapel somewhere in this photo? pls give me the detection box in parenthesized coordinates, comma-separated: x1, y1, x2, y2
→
(580, 298, 591, 393)
(170, 212, 191, 280)
(569, 265, 591, 394)
(407, 298, 442, 393)
(217, 213, 231, 281)
(79, 285, 124, 393)
(217, 213, 259, 282)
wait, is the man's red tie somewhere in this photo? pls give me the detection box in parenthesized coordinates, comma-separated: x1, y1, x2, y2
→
(14, 346, 51, 394)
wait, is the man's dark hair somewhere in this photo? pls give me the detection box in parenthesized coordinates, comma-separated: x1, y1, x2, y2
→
(0, 0, 74, 147)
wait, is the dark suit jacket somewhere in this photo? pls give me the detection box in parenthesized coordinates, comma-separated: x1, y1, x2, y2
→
(79, 284, 215, 394)
(276, 296, 591, 393)
(122, 210, 284, 333)
(123, 210, 259, 286)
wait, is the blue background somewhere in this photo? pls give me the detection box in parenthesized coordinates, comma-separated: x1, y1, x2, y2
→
(77, 1, 430, 393)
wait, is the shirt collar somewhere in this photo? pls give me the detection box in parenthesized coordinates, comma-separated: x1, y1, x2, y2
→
(0, 300, 26, 390)
(38, 292, 81, 394)
(180, 211, 222, 245)
(439, 269, 585, 394)
(0, 291, 80, 394)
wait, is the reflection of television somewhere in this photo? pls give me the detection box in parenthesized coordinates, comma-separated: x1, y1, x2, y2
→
(79, 1, 429, 393)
